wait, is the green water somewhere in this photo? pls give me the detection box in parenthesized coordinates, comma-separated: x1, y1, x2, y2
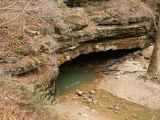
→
(55, 51, 160, 120)
(55, 69, 160, 120)
(56, 70, 98, 95)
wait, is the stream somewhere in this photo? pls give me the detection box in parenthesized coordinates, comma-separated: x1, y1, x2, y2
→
(56, 70, 98, 95)
(55, 50, 160, 120)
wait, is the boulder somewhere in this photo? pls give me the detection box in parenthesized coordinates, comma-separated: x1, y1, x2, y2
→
(141, 45, 154, 59)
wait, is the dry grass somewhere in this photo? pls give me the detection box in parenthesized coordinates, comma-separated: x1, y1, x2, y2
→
(86, 0, 154, 19)
(0, 0, 88, 73)
(0, 96, 54, 120)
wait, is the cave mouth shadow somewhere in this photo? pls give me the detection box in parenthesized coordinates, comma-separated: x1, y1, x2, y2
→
(59, 49, 139, 71)
(54, 48, 140, 96)
(54, 48, 139, 96)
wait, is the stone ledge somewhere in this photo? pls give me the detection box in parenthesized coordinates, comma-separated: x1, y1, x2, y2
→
(57, 36, 149, 64)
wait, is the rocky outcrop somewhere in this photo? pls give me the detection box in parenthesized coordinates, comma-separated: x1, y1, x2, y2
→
(57, 36, 149, 64)
(0, 0, 156, 92)
(0, 1, 158, 119)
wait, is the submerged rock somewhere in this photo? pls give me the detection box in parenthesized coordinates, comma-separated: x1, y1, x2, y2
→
(131, 113, 138, 118)
(90, 90, 96, 94)
(83, 95, 88, 99)
(76, 89, 83, 96)
(86, 98, 92, 103)
(115, 106, 120, 110)
(108, 106, 114, 109)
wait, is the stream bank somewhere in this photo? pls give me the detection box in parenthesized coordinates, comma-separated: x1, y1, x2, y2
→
(53, 50, 160, 120)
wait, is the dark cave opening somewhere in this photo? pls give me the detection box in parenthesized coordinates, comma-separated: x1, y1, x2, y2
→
(55, 49, 139, 96)
(60, 49, 139, 70)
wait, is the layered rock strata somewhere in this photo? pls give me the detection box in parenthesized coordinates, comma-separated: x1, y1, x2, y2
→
(0, 0, 156, 93)
(0, 0, 157, 118)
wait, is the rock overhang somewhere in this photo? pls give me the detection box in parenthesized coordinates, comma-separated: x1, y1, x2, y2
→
(0, 1, 158, 118)
(0, 0, 157, 95)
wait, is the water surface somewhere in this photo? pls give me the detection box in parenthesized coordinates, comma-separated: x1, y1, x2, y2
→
(55, 51, 160, 120)
(56, 70, 98, 95)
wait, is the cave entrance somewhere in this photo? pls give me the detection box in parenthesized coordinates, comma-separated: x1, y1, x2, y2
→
(55, 49, 138, 96)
